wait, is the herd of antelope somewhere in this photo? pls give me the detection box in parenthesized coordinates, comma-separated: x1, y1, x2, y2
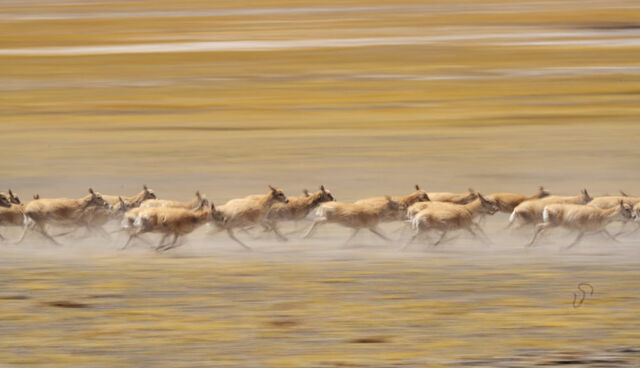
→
(0, 185, 638, 252)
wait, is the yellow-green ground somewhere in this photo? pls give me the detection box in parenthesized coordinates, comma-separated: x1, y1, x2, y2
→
(1, 0, 640, 366)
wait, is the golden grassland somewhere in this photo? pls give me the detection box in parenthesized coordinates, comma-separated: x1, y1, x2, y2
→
(0, 248, 639, 367)
(2, 0, 640, 191)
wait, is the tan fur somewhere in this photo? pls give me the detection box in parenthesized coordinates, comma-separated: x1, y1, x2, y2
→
(262, 186, 335, 240)
(214, 185, 289, 249)
(101, 185, 156, 207)
(427, 188, 477, 204)
(486, 186, 550, 213)
(140, 191, 202, 209)
(123, 200, 225, 251)
(18, 189, 110, 245)
(588, 195, 640, 210)
(302, 196, 405, 243)
(527, 201, 634, 248)
(405, 193, 499, 247)
(508, 189, 592, 228)
(0, 193, 11, 208)
(354, 185, 430, 222)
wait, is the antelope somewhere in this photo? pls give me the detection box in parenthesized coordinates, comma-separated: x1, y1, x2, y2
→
(302, 196, 405, 244)
(0, 193, 12, 208)
(354, 185, 430, 222)
(508, 189, 592, 229)
(100, 185, 156, 208)
(0, 189, 21, 205)
(486, 186, 550, 213)
(17, 188, 110, 245)
(427, 188, 477, 204)
(122, 199, 225, 251)
(587, 194, 640, 234)
(588, 195, 640, 210)
(262, 185, 335, 241)
(526, 200, 635, 248)
(404, 193, 499, 248)
(0, 193, 16, 241)
(140, 191, 202, 209)
(212, 185, 289, 250)
(0, 191, 48, 241)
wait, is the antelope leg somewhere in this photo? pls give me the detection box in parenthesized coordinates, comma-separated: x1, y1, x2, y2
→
(344, 228, 360, 246)
(226, 228, 252, 251)
(433, 231, 448, 246)
(566, 232, 585, 249)
(368, 226, 390, 241)
(302, 218, 327, 239)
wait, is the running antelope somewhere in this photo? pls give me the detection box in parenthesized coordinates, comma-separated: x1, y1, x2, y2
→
(508, 189, 592, 229)
(122, 199, 225, 251)
(262, 185, 335, 241)
(17, 188, 110, 245)
(404, 193, 499, 248)
(302, 196, 405, 244)
(486, 186, 550, 213)
(354, 185, 430, 222)
(526, 200, 635, 248)
(427, 189, 477, 204)
(140, 191, 202, 209)
(213, 185, 289, 250)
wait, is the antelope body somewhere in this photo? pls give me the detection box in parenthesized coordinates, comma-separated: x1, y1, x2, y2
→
(486, 187, 550, 213)
(140, 191, 202, 209)
(122, 199, 225, 251)
(213, 186, 289, 249)
(427, 189, 476, 204)
(262, 185, 335, 240)
(18, 189, 110, 245)
(527, 201, 635, 248)
(354, 185, 430, 222)
(508, 189, 592, 228)
(302, 196, 405, 244)
(405, 193, 499, 248)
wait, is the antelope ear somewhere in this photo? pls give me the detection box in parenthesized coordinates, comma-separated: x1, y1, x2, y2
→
(210, 202, 216, 211)
(89, 188, 95, 195)
(143, 184, 149, 191)
(8, 189, 13, 197)
(33, 193, 39, 200)
(269, 185, 276, 192)
(539, 186, 545, 192)
(302, 189, 310, 197)
(415, 184, 420, 190)
(195, 190, 201, 199)
(320, 185, 325, 192)
(118, 196, 126, 207)
(620, 190, 629, 197)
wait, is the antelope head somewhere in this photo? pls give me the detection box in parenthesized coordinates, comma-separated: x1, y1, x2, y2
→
(413, 184, 430, 202)
(0, 193, 11, 208)
(269, 185, 289, 204)
(537, 186, 550, 199)
(88, 188, 110, 209)
(7, 189, 20, 205)
(579, 189, 592, 204)
(319, 185, 335, 202)
(618, 200, 634, 221)
(142, 184, 157, 200)
(209, 201, 226, 224)
(478, 193, 499, 215)
(386, 196, 406, 212)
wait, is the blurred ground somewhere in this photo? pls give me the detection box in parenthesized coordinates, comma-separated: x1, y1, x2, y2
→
(1, 0, 640, 367)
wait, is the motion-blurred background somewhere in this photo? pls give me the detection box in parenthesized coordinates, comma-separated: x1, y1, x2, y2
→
(2, 0, 640, 199)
